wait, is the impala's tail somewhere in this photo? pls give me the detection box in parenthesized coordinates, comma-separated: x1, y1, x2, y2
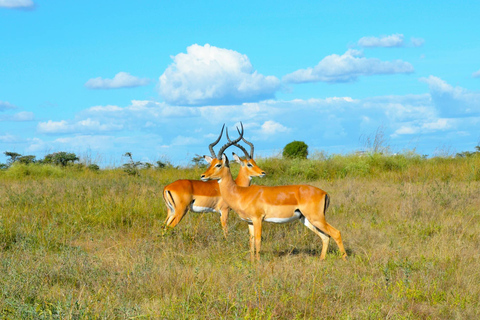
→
(324, 193, 330, 215)
(163, 189, 176, 226)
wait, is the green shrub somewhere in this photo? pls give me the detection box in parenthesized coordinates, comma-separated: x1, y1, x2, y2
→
(4, 163, 65, 178)
(87, 164, 100, 171)
(282, 141, 308, 159)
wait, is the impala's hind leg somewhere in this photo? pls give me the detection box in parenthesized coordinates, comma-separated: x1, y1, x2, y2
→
(303, 198, 347, 260)
(310, 219, 347, 260)
(301, 216, 330, 260)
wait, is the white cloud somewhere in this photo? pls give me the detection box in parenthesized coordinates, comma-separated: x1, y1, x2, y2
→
(85, 72, 150, 89)
(420, 75, 480, 117)
(392, 125, 419, 136)
(0, 0, 34, 8)
(0, 101, 16, 111)
(472, 69, 480, 78)
(0, 110, 34, 122)
(53, 135, 116, 150)
(158, 44, 281, 106)
(171, 136, 202, 146)
(0, 133, 19, 143)
(411, 37, 425, 47)
(283, 49, 414, 84)
(358, 34, 404, 48)
(422, 118, 452, 130)
(37, 118, 123, 134)
(392, 119, 453, 137)
(24, 78, 479, 165)
(260, 120, 289, 135)
(357, 34, 424, 48)
(12, 111, 34, 121)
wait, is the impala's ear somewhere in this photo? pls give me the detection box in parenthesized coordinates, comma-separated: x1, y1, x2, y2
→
(203, 155, 213, 164)
(232, 152, 243, 166)
(221, 153, 230, 167)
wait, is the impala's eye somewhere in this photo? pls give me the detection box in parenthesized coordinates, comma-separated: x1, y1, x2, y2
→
(215, 164, 222, 168)
(247, 164, 253, 168)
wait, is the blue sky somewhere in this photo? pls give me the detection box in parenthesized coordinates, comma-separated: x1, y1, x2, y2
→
(1, 0, 480, 166)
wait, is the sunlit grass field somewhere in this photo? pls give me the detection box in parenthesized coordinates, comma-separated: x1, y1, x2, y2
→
(1, 153, 479, 319)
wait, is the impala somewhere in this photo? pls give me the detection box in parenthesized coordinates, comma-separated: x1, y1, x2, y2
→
(163, 125, 265, 237)
(201, 125, 347, 261)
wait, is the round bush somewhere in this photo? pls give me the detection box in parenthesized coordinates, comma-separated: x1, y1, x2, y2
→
(283, 141, 309, 159)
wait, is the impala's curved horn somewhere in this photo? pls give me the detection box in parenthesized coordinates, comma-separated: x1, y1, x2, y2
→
(228, 127, 251, 159)
(217, 122, 244, 158)
(208, 124, 225, 158)
(236, 126, 255, 159)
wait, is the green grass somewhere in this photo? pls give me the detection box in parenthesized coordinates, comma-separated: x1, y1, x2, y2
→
(1, 154, 480, 318)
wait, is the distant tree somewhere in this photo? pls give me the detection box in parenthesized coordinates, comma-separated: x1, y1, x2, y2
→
(190, 154, 207, 168)
(0, 163, 7, 170)
(456, 145, 480, 158)
(17, 155, 36, 164)
(283, 141, 309, 159)
(144, 162, 153, 169)
(43, 152, 79, 166)
(123, 152, 143, 176)
(156, 160, 166, 169)
(4, 151, 21, 166)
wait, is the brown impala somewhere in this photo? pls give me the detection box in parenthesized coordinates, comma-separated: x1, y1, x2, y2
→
(163, 124, 265, 237)
(201, 124, 347, 261)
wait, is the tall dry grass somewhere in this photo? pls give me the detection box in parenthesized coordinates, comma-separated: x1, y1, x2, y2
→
(1, 154, 479, 318)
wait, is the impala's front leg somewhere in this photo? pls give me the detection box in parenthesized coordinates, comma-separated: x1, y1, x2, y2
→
(252, 218, 263, 261)
(220, 208, 229, 239)
(248, 223, 255, 262)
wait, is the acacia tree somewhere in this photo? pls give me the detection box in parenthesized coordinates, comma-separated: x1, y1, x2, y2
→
(123, 152, 143, 175)
(43, 152, 79, 166)
(4, 151, 21, 166)
(18, 155, 36, 164)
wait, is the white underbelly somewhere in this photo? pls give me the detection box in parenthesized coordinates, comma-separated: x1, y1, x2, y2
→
(241, 210, 302, 224)
(265, 212, 302, 223)
(190, 205, 218, 213)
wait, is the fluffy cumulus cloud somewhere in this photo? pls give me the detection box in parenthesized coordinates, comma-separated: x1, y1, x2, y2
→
(420, 76, 480, 117)
(85, 72, 150, 89)
(0, 0, 34, 8)
(283, 49, 414, 84)
(358, 34, 405, 48)
(158, 44, 281, 106)
(260, 120, 289, 135)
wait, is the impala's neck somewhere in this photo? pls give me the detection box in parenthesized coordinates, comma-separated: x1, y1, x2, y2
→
(217, 166, 240, 206)
(234, 167, 251, 187)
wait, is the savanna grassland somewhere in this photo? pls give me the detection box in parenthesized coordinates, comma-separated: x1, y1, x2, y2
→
(1, 153, 480, 319)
